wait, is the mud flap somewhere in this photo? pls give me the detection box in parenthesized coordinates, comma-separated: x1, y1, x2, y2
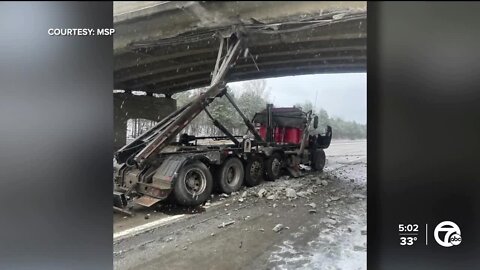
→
(152, 154, 192, 189)
(136, 154, 216, 207)
(132, 154, 193, 206)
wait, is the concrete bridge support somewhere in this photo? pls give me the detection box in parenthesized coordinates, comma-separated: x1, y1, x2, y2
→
(114, 93, 177, 150)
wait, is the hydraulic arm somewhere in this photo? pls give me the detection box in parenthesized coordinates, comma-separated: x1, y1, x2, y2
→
(115, 32, 244, 168)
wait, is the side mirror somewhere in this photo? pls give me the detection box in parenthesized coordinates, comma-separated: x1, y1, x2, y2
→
(313, 116, 319, 129)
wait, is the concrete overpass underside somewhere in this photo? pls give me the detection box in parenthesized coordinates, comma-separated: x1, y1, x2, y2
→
(113, 1, 366, 149)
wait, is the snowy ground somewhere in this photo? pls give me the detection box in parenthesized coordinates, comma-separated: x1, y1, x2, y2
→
(113, 140, 366, 270)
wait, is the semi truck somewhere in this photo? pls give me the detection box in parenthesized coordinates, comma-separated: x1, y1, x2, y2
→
(113, 32, 332, 211)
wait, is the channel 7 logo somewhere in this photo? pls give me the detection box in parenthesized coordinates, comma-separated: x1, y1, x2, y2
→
(434, 221, 462, 247)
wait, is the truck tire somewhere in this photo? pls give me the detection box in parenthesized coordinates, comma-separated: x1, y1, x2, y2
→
(215, 157, 244, 194)
(312, 149, 326, 172)
(265, 152, 283, 181)
(174, 160, 213, 206)
(244, 156, 264, 187)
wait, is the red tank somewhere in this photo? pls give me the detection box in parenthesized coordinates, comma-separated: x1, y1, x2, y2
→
(254, 106, 307, 145)
(258, 126, 303, 144)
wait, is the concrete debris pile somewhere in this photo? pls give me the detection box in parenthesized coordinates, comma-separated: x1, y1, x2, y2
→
(197, 169, 366, 234)
(232, 172, 336, 204)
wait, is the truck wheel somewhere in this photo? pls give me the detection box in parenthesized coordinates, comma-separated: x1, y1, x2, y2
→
(215, 157, 244, 194)
(265, 152, 283, 181)
(244, 157, 264, 187)
(174, 160, 213, 206)
(312, 149, 326, 172)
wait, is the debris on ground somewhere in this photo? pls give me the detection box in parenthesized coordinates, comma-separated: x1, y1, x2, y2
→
(258, 188, 267, 198)
(272, 224, 285, 233)
(353, 245, 367, 252)
(218, 220, 235, 228)
(305, 203, 316, 208)
(352, 193, 366, 199)
(326, 209, 338, 215)
(285, 188, 296, 198)
(144, 214, 151, 219)
(114, 141, 367, 269)
(319, 218, 337, 225)
(267, 194, 276, 200)
(296, 191, 310, 198)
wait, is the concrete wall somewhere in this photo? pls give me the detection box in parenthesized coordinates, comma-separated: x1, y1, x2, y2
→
(114, 93, 176, 150)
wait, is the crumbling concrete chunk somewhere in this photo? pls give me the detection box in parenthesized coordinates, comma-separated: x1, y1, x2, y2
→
(257, 188, 267, 198)
(285, 188, 296, 198)
(272, 224, 284, 233)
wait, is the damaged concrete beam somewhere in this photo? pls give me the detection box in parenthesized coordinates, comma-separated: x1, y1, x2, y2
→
(113, 1, 366, 94)
(114, 18, 366, 70)
(114, 1, 366, 53)
(116, 50, 366, 87)
(121, 57, 366, 90)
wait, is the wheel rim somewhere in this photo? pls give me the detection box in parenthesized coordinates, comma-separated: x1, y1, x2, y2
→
(184, 168, 207, 196)
(225, 165, 241, 187)
(271, 158, 281, 176)
(250, 160, 262, 179)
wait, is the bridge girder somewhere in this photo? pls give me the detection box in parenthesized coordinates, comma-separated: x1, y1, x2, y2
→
(114, 1, 367, 94)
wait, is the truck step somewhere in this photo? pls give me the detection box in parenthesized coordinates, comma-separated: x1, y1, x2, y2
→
(134, 195, 162, 207)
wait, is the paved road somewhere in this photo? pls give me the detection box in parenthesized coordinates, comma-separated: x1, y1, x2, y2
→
(114, 140, 366, 270)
